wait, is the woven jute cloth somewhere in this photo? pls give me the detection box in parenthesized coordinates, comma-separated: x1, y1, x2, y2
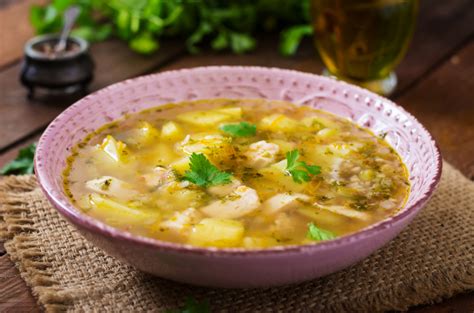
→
(0, 161, 473, 312)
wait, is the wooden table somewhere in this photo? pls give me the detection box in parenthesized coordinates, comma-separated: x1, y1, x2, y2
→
(1, 0, 473, 311)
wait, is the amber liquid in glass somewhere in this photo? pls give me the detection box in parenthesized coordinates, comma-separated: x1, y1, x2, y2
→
(311, 0, 418, 94)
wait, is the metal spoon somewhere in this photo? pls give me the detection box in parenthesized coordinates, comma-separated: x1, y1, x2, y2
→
(54, 6, 81, 54)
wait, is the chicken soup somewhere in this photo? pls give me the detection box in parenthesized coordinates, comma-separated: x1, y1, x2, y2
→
(63, 99, 409, 248)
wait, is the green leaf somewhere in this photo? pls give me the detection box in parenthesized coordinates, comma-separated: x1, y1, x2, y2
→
(229, 32, 256, 54)
(211, 31, 229, 50)
(1, 143, 37, 176)
(183, 153, 232, 188)
(219, 122, 256, 137)
(280, 24, 313, 56)
(72, 24, 112, 42)
(186, 21, 213, 54)
(285, 150, 321, 183)
(167, 297, 210, 313)
(129, 32, 159, 54)
(307, 222, 336, 241)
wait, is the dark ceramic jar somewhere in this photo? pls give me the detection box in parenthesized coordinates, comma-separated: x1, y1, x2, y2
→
(20, 34, 94, 98)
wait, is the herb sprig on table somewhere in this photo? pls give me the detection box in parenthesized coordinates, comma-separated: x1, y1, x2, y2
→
(167, 297, 210, 313)
(29, 0, 312, 55)
(1, 143, 37, 175)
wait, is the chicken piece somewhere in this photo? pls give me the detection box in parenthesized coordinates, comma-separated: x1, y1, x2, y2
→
(85, 176, 138, 201)
(201, 186, 260, 219)
(314, 203, 370, 220)
(260, 193, 311, 215)
(207, 179, 242, 197)
(159, 208, 201, 234)
(140, 166, 174, 188)
(244, 140, 280, 169)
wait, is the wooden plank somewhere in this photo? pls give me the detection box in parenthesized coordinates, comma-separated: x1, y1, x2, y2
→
(397, 41, 474, 179)
(0, 255, 40, 312)
(411, 292, 474, 313)
(0, 39, 186, 152)
(394, 0, 474, 96)
(1, 0, 472, 152)
(0, 0, 46, 69)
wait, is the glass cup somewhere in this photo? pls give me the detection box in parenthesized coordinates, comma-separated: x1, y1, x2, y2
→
(311, 0, 419, 96)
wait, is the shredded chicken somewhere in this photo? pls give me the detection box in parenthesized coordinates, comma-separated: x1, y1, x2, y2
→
(201, 186, 260, 219)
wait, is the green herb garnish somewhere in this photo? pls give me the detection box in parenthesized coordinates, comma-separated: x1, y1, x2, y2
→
(183, 153, 232, 187)
(219, 122, 257, 137)
(307, 222, 336, 241)
(285, 149, 321, 183)
(1, 143, 36, 175)
(167, 297, 210, 313)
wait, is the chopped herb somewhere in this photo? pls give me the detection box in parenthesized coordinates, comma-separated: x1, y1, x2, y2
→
(167, 297, 210, 313)
(183, 153, 232, 188)
(285, 150, 321, 183)
(1, 143, 36, 175)
(317, 195, 331, 202)
(350, 195, 370, 211)
(307, 222, 336, 241)
(219, 122, 257, 137)
(101, 179, 112, 191)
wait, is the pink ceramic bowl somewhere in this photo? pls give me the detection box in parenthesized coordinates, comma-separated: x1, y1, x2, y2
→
(35, 66, 441, 288)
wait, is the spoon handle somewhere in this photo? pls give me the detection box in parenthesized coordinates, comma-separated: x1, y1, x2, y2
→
(55, 6, 81, 53)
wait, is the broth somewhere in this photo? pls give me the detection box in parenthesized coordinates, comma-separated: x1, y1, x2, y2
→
(63, 99, 409, 248)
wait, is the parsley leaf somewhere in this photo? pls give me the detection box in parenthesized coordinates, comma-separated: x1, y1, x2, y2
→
(219, 122, 257, 137)
(167, 297, 210, 313)
(285, 149, 321, 183)
(1, 143, 36, 175)
(307, 222, 336, 241)
(183, 153, 232, 188)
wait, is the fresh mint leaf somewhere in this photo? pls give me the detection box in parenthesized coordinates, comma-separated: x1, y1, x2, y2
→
(285, 149, 321, 183)
(219, 122, 256, 137)
(307, 222, 336, 241)
(183, 153, 232, 188)
(1, 143, 37, 175)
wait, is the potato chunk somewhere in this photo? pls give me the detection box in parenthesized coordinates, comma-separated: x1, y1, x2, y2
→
(201, 186, 260, 219)
(99, 135, 127, 163)
(161, 121, 184, 141)
(188, 218, 244, 247)
(88, 193, 159, 225)
(260, 114, 299, 132)
(176, 107, 242, 127)
(243, 236, 279, 249)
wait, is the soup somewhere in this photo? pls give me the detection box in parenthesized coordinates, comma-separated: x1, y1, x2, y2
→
(63, 99, 409, 249)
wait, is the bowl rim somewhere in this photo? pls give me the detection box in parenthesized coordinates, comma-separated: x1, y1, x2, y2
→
(35, 66, 443, 256)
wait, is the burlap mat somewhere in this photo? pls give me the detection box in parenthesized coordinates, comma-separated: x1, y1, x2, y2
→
(0, 161, 473, 312)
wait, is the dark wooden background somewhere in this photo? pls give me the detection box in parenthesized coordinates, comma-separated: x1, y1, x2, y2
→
(0, 0, 473, 311)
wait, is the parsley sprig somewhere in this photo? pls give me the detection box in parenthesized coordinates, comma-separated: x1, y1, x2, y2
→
(307, 222, 336, 241)
(285, 149, 321, 183)
(219, 122, 257, 137)
(183, 153, 232, 188)
(167, 297, 210, 313)
(1, 143, 36, 175)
